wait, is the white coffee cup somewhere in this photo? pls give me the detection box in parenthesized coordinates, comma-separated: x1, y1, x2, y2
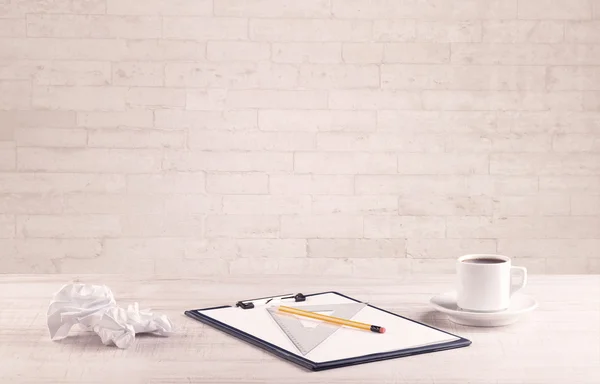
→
(457, 254, 527, 312)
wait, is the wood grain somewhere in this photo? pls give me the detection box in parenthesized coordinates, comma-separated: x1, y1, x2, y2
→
(0, 274, 599, 383)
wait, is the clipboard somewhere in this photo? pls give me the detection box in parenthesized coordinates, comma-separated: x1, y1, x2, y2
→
(185, 291, 471, 371)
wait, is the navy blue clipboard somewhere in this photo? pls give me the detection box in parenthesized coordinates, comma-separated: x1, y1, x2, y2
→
(184, 291, 471, 371)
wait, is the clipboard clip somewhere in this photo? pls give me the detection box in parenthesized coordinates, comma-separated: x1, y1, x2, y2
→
(236, 293, 306, 310)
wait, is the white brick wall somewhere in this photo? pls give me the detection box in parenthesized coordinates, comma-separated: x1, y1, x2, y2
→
(0, 0, 599, 275)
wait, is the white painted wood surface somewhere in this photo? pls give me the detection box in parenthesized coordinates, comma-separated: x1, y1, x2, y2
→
(0, 275, 599, 383)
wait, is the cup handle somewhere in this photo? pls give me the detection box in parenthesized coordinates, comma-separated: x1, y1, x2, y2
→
(510, 266, 528, 296)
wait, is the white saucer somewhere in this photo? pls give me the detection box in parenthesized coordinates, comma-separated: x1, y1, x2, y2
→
(429, 291, 538, 327)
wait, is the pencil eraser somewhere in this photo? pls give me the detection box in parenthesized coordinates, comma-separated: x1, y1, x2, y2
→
(380, 327, 386, 334)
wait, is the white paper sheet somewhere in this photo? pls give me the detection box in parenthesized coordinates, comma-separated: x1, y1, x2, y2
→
(47, 283, 173, 349)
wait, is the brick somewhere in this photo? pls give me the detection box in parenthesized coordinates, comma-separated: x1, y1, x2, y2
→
(518, 0, 592, 20)
(192, 238, 307, 259)
(383, 43, 450, 63)
(0, 110, 74, 130)
(423, 91, 582, 111)
(295, 152, 397, 174)
(373, 20, 416, 42)
(0, 81, 30, 109)
(0, 38, 124, 60)
(18, 148, 162, 173)
(17, 215, 120, 238)
(377, 111, 505, 133)
(15, 239, 102, 259)
(331, 0, 516, 20)
(0, 173, 125, 194)
(496, 111, 600, 133)
(155, 110, 257, 130)
(446, 216, 600, 239)
(552, 134, 600, 151)
(226, 90, 327, 109)
(188, 131, 315, 151)
(0, 194, 61, 214)
(163, 17, 247, 40)
(398, 195, 493, 216)
(26, 15, 161, 38)
(312, 196, 398, 215)
(5, 0, 106, 15)
(163, 151, 293, 172)
(571, 195, 600, 215)
(214, 0, 330, 17)
(125, 87, 185, 108)
(206, 215, 279, 238)
(407, 239, 496, 259)
(55, 255, 155, 274)
(548, 67, 600, 91)
(273, 43, 341, 63)
(107, 0, 212, 15)
(342, 44, 383, 64)
(102, 238, 205, 259)
(250, 19, 371, 42)
(224, 196, 311, 215)
(409, 259, 456, 274)
(127, 172, 205, 193)
(308, 239, 406, 258)
(63, 194, 164, 214)
(545, 258, 589, 274)
(120, 214, 203, 237)
(207, 42, 271, 62)
(29, 61, 111, 86)
(397, 154, 489, 175)
(493, 195, 571, 216)
(123, 39, 206, 61)
(281, 215, 363, 238)
(206, 173, 268, 194)
(32, 86, 126, 111)
(452, 43, 600, 65)
(356, 175, 468, 195)
(482, 21, 565, 43)
(259, 110, 376, 132)
(228, 258, 354, 276)
(498, 239, 600, 259)
(166, 62, 296, 89)
(491, 153, 600, 175)
(364, 216, 445, 239)
(299, 64, 379, 89)
(584, 92, 600, 110)
(0, 19, 26, 37)
(88, 129, 184, 149)
(417, 21, 481, 43)
(381, 65, 545, 91)
(0, 145, 15, 170)
(0, 215, 15, 238)
(270, 175, 354, 195)
(77, 111, 153, 128)
(15, 128, 87, 147)
(446, 133, 552, 153)
(329, 90, 421, 110)
(164, 195, 222, 214)
(466, 176, 539, 195)
(317, 132, 444, 152)
(112, 62, 164, 86)
(186, 89, 227, 110)
(155, 258, 228, 276)
(540, 176, 600, 192)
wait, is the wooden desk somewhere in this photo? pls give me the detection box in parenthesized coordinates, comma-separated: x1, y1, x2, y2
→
(1, 275, 599, 383)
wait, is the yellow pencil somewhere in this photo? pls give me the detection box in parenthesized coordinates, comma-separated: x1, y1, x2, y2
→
(278, 305, 386, 334)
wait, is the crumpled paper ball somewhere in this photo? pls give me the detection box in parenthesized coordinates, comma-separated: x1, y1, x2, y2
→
(47, 283, 173, 349)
